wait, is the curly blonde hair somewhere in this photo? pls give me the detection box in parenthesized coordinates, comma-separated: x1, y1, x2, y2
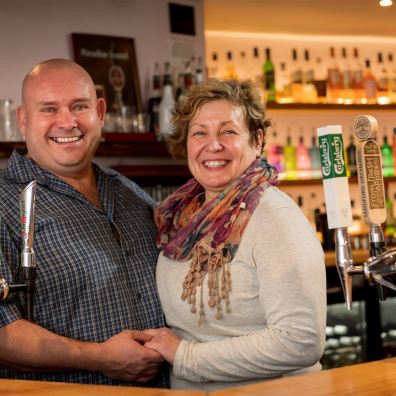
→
(167, 79, 271, 159)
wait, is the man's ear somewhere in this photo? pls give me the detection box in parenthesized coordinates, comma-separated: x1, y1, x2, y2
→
(17, 106, 27, 137)
(97, 97, 107, 127)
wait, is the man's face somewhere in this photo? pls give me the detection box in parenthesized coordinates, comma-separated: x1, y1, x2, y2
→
(17, 66, 106, 179)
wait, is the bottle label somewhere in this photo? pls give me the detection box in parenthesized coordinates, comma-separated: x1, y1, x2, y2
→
(319, 134, 347, 179)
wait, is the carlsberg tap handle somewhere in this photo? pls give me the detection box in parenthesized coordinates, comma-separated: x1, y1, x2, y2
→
(317, 125, 353, 229)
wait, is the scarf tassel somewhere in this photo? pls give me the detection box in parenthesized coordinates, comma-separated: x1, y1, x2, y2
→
(181, 245, 232, 325)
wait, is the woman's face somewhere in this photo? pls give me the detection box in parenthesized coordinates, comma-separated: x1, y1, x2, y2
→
(187, 99, 262, 202)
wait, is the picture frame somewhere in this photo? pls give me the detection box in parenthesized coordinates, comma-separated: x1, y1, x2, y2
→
(71, 33, 142, 116)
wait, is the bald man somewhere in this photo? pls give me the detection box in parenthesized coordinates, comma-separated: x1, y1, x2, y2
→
(0, 59, 169, 387)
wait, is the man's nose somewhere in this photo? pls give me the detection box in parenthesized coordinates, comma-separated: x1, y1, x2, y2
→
(56, 109, 78, 129)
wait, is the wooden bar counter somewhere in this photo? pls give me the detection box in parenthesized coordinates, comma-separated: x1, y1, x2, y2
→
(2, 359, 396, 395)
(212, 358, 396, 396)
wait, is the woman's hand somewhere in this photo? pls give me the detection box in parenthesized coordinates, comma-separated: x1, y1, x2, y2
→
(143, 328, 181, 365)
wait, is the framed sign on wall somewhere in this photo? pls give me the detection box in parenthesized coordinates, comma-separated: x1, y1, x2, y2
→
(72, 33, 142, 130)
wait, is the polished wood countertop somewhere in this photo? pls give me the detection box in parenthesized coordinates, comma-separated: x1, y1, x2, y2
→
(2, 359, 396, 395)
(212, 358, 396, 396)
(0, 379, 204, 396)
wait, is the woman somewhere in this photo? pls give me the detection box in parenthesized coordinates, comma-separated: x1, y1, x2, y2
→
(144, 79, 326, 391)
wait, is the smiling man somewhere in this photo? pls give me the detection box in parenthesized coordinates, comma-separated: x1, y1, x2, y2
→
(0, 59, 169, 388)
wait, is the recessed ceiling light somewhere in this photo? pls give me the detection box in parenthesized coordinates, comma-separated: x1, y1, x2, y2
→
(379, 0, 393, 6)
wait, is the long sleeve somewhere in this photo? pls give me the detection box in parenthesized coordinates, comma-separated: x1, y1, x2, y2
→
(172, 189, 327, 383)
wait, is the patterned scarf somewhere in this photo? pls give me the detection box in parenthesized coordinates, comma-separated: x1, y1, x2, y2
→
(155, 158, 278, 324)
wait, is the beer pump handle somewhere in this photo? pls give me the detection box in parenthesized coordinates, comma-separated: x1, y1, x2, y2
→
(317, 125, 354, 308)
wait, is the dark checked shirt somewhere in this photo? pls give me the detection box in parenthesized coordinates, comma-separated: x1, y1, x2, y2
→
(0, 149, 169, 388)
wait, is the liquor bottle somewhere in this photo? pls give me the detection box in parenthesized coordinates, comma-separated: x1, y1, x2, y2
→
(158, 62, 175, 140)
(251, 47, 263, 87)
(340, 47, 353, 104)
(363, 59, 378, 104)
(309, 133, 322, 179)
(352, 48, 365, 104)
(276, 62, 292, 103)
(327, 47, 342, 103)
(224, 51, 238, 80)
(296, 133, 311, 179)
(209, 52, 219, 79)
(377, 52, 390, 104)
(263, 48, 276, 102)
(147, 62, 162, 134)
(393, 127, 396, 176)
(313, 57, 328, 103)
(384, 193, 396, 245)
(237, 51, 249, 80)
(195, 56, 204, 85)
(266, 126, 283, 174)
(346, 134, 357, 177)
(381, 131, 394, 177)
(389, 53, 396, 103)
(283, 130, 297, 180)
(302, 49, 316, 103)
(291, 48, 303, 103)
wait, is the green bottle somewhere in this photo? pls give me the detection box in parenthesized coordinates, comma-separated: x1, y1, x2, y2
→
(263, 48, 276, 102)
(284, 131, 297, 180)
(381, 134, 394, 177)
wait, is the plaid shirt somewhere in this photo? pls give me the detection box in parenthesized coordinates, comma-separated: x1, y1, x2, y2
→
(0, 149, 169, 388)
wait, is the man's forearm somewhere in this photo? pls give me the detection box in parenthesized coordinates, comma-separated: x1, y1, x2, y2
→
(0, 319, 101, 373)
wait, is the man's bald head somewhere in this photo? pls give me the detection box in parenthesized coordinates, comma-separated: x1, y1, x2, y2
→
(22, 59, 96, 105)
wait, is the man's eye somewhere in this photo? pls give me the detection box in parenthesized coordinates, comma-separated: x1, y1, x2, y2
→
(41, 107, 56, 113)
(73, 104, 88, 111)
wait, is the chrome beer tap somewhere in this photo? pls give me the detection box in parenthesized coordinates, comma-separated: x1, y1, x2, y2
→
(0, 180, 37, 321)
(317, 118, 396, 310)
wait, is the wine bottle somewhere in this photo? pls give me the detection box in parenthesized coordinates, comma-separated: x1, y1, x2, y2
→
(309, 133, 322, 179)
(377, 52, 390, 104)
(363, 59, 378, 104)
(224, 51, 238, 80)
(302, 49, 316, 103)
(263, 48, 276, 102)
(276, 62, 292, 104)
(148, 62, 162, 134)
(381, 131, 394, 177)
(328, 47, 341, 103)
(283, 130, 297, 180)
(291, 48, 303, 103)
(340, 47, 353, 104)
(346, 134, 357, 177)
(158, 62, 175, 140)
(296, 133, 311, 179)
(352, 48, 365, 104)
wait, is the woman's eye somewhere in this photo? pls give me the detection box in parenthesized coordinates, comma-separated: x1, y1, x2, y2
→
(191, 131, 205, 137)
(224, 129, 237, 135)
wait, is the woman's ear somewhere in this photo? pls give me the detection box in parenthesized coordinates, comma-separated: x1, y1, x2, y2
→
(255, 129, 264, 157)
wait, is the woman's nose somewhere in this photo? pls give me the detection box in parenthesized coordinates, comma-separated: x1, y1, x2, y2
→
(207, 136, 224, 152)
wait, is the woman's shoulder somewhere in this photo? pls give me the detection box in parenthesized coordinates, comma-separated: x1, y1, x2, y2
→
(256, 185, 299, 214)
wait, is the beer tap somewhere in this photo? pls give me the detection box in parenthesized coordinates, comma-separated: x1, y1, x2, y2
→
(0, 180, 37, 321)
(317, 118, 396, 310)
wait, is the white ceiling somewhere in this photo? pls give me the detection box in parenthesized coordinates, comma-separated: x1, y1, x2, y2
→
(204, 0, 396, 37)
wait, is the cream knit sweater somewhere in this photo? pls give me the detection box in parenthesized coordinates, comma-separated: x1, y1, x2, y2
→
(156, 186, 327, 391)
